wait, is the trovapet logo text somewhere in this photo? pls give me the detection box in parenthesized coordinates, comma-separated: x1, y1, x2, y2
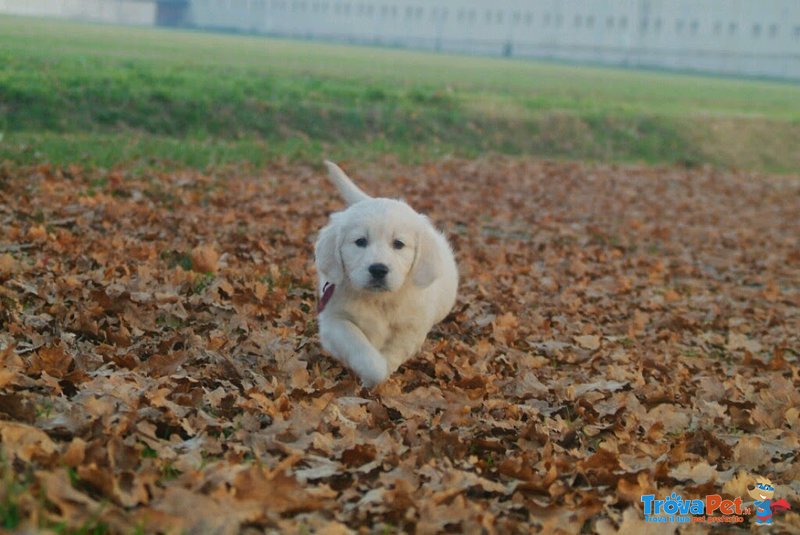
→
(641, 493, 750, 524)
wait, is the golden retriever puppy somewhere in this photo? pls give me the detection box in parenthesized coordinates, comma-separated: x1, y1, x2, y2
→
(315, 161, 458, 387)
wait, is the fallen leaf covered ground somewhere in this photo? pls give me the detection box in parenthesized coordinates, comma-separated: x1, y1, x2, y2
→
(0, 158, 798, 534)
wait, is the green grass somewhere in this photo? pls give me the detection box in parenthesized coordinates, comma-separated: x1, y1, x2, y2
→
(1, 15, 799, 172)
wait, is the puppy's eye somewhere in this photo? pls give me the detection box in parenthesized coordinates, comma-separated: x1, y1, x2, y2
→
(393, 240, 405, 250)
(355, 238, 368, 247)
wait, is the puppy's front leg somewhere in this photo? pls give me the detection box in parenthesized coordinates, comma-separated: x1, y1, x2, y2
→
(319, 319, 389, 388)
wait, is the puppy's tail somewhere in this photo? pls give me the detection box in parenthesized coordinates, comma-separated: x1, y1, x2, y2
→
(324, 160, 370, 205)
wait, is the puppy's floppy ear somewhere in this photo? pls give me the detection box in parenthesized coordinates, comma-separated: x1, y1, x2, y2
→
(315, 219, 344, 284)
(411, 226, 442, 288)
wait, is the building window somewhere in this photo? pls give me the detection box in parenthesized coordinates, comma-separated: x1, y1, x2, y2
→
(469, 10, 476, 22)
(618, 16, 627, 29)
(713, 21, 722, 35)
(555, 14, 563, 27)
(729, 22, 737, 35)
(690, 20, 699, 35)
(586, 15, 595, 28)
(512, 11, 520, 24)
(608, 16, 616, 29)
(543, 13, 551, 26)
(653, 17, 662, 31)
(524, 12, 532, 25)
(574, 14, 583, 28)
(495, 10, 503, 24)
(795, 26, 800, 39)
(676, 19, 685, 33)
(769, 23, 778, 38)
(485, 9, 492, 23)
(752, 23, 761, 37)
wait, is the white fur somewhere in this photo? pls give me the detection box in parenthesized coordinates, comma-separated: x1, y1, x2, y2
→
(315, 161, 458, 387)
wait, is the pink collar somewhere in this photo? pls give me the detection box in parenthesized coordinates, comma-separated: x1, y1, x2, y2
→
(317, 282, 336, 313)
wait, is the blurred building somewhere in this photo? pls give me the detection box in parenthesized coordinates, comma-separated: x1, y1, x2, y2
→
(3, 0, 799, 80)
(0, 0, 156, 25)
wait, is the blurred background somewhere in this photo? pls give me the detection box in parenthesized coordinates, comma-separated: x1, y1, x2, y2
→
(1, 0, 799, 172)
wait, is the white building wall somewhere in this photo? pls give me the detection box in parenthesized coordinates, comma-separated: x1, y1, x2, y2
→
(186, 0, 800, 80)
(1, 0, 798, 79)
(0, 0, 156, 24)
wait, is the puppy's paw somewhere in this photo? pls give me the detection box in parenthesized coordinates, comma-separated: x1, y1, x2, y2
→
(356, 356, 389, 389)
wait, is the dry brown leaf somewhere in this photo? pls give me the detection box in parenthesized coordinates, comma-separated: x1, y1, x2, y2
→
(643, 404, 690, 433)
(595, 507, 675, 535)
(721, 470, 753, 497)
(27, 225, 47, 241)
(0, 253, 18, 279)
(61, 437, 86, 467)
(148, 486, 259, 535)
(668, 460, 719, 484)
(0, 421, 58, 463)
(29, 346, 73, 378)
(38, 469, 101, 524)
(732, 436, 766, 469)
(232, 464, 325, 513)
(492, 312, 519, 345)
(574, 335, 601, 350)
(191, 244, 219, 273)
(726, 332, 762, 353)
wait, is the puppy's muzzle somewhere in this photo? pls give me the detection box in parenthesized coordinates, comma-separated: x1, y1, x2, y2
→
(366, 263, 390, 291)
(368, 263, 389, 281)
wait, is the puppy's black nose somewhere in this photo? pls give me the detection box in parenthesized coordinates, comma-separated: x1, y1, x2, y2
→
(368, 263, 389, 279)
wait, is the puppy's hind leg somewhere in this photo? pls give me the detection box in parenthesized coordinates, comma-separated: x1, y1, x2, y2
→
(319, 319, 389, 388)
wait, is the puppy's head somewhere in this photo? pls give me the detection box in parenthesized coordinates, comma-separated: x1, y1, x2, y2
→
(315, 198, 441, 293)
